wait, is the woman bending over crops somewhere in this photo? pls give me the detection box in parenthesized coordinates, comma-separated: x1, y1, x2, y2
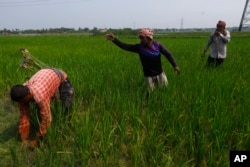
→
(10, 68, 74, 148)
(105, 28, 180, 92)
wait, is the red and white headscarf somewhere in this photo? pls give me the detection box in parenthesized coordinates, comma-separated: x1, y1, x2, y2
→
(138, 28, 153, 39)
(217, 20, 226, 29)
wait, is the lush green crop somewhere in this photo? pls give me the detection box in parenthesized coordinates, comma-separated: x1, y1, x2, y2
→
(0, 32, 249, 166)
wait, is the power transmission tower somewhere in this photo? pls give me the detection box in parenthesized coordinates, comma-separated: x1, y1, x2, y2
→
(239, 0, 250, 31)
(180, 18, 184, 30)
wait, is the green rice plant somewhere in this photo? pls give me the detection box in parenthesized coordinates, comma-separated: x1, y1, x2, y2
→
(0, 32, 249, 166)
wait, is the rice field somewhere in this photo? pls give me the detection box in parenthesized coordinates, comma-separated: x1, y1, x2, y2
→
(0, 32, 249, 167)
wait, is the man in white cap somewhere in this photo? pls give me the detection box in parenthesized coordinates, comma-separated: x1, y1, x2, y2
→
(105, 28, 180, 93)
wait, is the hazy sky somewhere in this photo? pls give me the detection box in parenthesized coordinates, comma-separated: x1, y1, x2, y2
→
(0, 0, 247, 30)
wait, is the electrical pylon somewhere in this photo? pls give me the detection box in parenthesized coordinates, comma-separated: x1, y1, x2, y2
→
(239, 0, 250, 31)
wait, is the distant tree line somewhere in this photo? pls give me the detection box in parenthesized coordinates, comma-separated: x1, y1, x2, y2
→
(0, 27, 139, 35)
(1, 27, 92, 35)
(0, 26, 243, 36)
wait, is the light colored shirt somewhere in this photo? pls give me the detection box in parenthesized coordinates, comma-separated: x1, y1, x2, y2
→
(18, 69, 67, 138)
(204, 30, 230, 59)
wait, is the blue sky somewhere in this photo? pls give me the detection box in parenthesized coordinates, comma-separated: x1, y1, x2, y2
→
(0, 0, 247, 30)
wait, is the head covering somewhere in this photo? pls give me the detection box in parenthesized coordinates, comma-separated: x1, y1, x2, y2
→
(216, 20, 226, 28)
(138, 28, 153, 40)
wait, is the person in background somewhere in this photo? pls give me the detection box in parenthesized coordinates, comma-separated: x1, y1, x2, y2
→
(10, 68, 74, 148)
(202, 20, 231, 66)
(105, 28, 180, 95)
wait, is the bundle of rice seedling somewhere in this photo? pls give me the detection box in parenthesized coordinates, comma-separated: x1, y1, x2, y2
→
(19, 48, 49, 71)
